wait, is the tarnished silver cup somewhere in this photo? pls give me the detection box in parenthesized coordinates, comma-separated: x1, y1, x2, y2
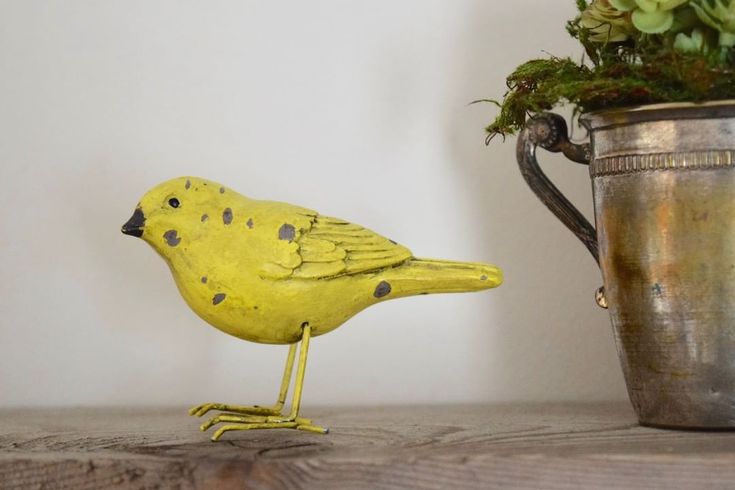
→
(517, 101, 735, 428)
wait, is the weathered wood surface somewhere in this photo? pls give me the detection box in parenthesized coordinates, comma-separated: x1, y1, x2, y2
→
(1, 403, 735, 489)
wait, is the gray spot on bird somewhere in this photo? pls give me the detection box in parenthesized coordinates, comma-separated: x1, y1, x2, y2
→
(201, 276, 207, 284)
(480, 275, 488, 281)
(219, 187, 225, 194)
(201, 214, 208, 222)
(279, 223, 296, 241)
(212, 293, 226, 305)
(223, 208, 233, 225)
(163, 230, 181, 247)
(374, 281, 391, 298)
(185, 179, 191, 189)
(247, 218, 254, 229)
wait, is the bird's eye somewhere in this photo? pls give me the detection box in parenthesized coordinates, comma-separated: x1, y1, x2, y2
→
(168, 198, 180, 208)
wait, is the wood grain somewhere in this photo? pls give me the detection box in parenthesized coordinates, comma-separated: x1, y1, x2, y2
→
(1, 403, 735, 489)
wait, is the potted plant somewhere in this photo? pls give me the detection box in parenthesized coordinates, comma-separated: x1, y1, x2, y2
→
(488, 0, 735, 429)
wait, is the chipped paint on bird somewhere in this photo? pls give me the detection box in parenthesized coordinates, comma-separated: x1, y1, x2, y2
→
(185, 179, 191, 190)
(122, 176, 503, 439)
(223, 208, 233, 225)
(279, 223, 296, 241)
(374, 281, 391, 298)
(163, 230, 181, 247)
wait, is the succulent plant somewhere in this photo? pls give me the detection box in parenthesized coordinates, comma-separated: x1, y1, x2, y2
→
(674, 27, 708, 50)
(691, 0, 735, 46)
(580, 0, 636, 42)
(486, 0, 735, 138)
(610, 0, 689, 33)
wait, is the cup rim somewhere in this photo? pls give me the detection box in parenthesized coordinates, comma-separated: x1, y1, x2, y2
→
(580, 100, 735, 130)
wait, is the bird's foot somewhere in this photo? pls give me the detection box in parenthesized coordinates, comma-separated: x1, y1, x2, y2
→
(188, 402, 283, 418)
(189, 402, 328, 440)
(198, 413, 329, 441)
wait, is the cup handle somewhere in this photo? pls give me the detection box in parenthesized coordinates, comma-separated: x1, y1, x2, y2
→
(516, 113, 607, 308)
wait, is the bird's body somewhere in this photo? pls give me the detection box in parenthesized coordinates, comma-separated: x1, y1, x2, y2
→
(122, 176, 502, 439)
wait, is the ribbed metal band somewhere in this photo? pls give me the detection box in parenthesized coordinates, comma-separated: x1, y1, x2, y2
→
(590, 150, 735, 177)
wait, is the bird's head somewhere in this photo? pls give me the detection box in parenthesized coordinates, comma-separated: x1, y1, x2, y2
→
(121, 176, 232, 260)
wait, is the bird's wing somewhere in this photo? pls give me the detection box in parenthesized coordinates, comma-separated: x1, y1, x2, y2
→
(258, 209, 413, 280)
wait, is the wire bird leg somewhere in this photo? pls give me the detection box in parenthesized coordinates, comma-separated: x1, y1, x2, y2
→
(188, 324, 327, 440)
(189, 343, 297, 418)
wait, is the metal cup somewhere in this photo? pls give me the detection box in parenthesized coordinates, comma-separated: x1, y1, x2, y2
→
(517, 101, 735, 428)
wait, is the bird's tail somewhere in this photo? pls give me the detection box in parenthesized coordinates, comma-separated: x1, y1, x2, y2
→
(380, 257, 502, 299)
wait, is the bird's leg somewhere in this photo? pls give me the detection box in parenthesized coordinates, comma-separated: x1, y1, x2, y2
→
(202, 324, 328, 441)
(189, 343, 297, 418)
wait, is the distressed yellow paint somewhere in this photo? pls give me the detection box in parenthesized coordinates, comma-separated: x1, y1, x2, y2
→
(123, 176, 503, 438)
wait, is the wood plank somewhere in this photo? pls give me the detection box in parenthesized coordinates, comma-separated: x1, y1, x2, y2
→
(1, 403, 734, 489)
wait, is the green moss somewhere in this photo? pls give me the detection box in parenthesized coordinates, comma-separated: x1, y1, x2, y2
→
(486, 53, 735, 139)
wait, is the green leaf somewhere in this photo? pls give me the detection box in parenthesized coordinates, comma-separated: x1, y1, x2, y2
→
(610, 0, 638, 11)
(660, 0, 689, 10)
(691, 2, 718, 29)
(674, 28, 706, 52)
(632, 8, 675, 32)
(635, 0, 660, 13)
(721, 31, 735, 46)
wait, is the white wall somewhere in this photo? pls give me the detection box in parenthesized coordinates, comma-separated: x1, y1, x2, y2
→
(0, 0, 627, 407)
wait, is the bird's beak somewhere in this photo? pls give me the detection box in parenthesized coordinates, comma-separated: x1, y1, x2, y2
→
(121, 207, 146, 238)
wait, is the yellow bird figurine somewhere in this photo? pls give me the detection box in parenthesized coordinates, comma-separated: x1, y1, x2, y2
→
(122, 177, 502, 440)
